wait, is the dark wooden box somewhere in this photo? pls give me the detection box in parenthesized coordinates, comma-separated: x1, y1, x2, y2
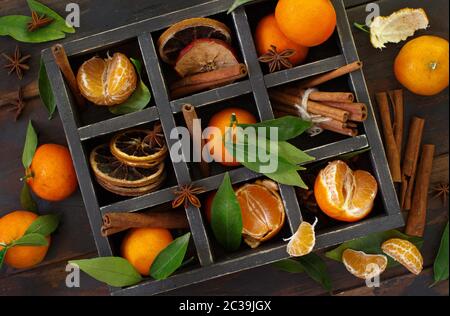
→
(42, 0, 404, 296)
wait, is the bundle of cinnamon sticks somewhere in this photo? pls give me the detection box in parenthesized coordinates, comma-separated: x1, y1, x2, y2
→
(375, 90, 435, 237)
(269, 61, 366, 137)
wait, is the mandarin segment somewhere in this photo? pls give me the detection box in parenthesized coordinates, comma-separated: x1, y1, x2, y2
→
(235, 180, 285, 248)
(0, 211, 50, 269)
(342, 249, 388, 279)
(314, 160, 378, 222)
(382, 238, 423, 275)
(286, 218, 317, 257)
(77, 53, 137, 106)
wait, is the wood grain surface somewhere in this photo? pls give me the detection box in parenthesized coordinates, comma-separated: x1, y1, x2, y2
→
(0, 0, 448, 296)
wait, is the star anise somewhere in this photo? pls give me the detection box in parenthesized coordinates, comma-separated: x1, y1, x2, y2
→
(431, 183, 449, 206)
(0, 86, 26, 121)
(2, 46, 31, 80)
(172, 184, 205, 209)
(144, 123, 165, 148)
(258, 45, 296, 73)
(27, 11, 54, 32)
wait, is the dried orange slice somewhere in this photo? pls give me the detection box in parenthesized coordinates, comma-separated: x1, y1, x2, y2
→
(95, 172, 166, 197)
(342, 249, 388, 279)
(90, 144, 165, 189)
(158, 17, 232, 65)
(370, 8, 429, 49)
(314, 160, 378, 222)
(285, 218, 317, 257)
(235, 179, 285, 248)
(110, 128, 168, 165)
(77, 53, 137, 106)
(174, 38, 239, 77)
(382, 238, 423, 275)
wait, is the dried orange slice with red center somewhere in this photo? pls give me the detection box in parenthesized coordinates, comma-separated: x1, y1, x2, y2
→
(314, 160, 378, 222)
(236, 179, 285, 248)
(382, 238, 423, 275)
(158, 17, 232, 65)
(342, 249, 388, 279)
(77, 53, 137, 106)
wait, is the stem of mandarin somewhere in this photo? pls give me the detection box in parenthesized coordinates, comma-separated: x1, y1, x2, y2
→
(353, 22, 370, 33)
(20, 173, 33, 182)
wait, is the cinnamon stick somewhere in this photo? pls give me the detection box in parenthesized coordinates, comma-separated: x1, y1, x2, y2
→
(170, 64, 247, 99)
(322, 101, 368, 122)
(298, 61, 363, 89)
(280, 87, 354, 103)
(319, 119, 358, 137)
(389, 89, 404, 155)
(182, 104, 210, 178)
(269, 90, 349, 122)
(375, 92, 402, 182)
(101, 210, 189, 237)
(0, 80, 39, 107)
(401, 117, 425, 210)
(405, 144, 435, 237)
(51, 44, 85, 109)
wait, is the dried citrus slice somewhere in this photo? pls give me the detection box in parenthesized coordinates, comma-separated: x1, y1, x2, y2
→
(110, 128, 168, 164)
(174, 38, 239, 77)
(158, 17, 232, 65)
(95, 172, 166, 197)
(285, 218, 317, 257)
(342, 249, 388, 279)
(77, 53, 137, 106)
(314, 160, 378, 222)
(370, 8, 429, 49)
(235, 179, 286, 248)
(90, 144, 165, 188)
(382, 238, 423, 275)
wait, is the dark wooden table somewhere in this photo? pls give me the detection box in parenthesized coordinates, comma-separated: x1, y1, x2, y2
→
(0, 0, 448, 296)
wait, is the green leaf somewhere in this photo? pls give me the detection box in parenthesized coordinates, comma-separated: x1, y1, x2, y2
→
(22, 121, 38, 169)
(326, 230, 424, 267)
(261, 167, 308, 189)
(338, 147, 371, 161)
(278, 141, 315, 166)
(298, 254, 333, 293)
(211, 173, 243, 251)
(109, 58, 151, 115)
(239, 116, 312, 141)
(25, 214, 60, 237)
(27, 0, 75, 34)
(20, 182, 38, 213)
(228, 0, 255, 14)
(432, 222, 449, 286)
(69, 257, 142, 287)
(10, 233, 48, 247)
(0, 15, 66, 43)
(0, 247, 7, 269)
(150, 233, 191, 280)
(272, 259, 305, 273)
(39, 59, 56, 119)
(353, 22, 370, 34)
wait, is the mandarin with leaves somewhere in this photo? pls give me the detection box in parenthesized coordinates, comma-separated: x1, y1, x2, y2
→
(26, 144, 78, 202)
(205, 107, 257, 167)
(255, 14, 309, 68)
(0, 211, 50, 269)
(121, 227, 173, 276)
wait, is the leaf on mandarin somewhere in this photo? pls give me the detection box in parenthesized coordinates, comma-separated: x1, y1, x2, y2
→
(432, 222, 449, 287)
(150, 233, 191, 280)
(211, 173, 243, 251)
(22, 121, 38, 169)
(10, 233, 48, 247)
(20, 182, 38, 213)
(0, 247, 7, 269)
(69, 257, 142, 287)
(39, 59, 56, 119)
(25, 214, 60, 237)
